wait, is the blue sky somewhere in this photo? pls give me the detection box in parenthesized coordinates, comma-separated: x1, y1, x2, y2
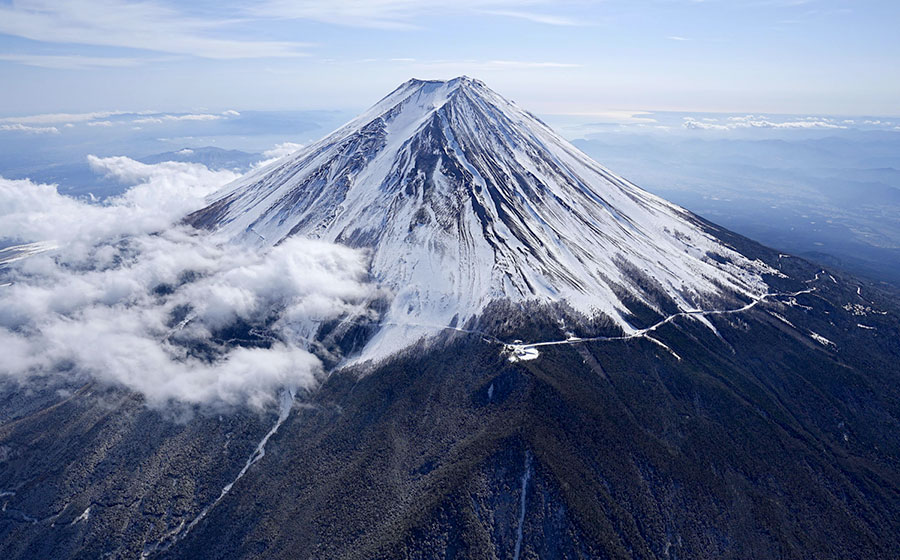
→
(0, 0, 898, 117)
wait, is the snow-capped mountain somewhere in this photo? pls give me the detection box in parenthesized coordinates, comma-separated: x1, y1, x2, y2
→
(187, 77, 778, 360)
(7, 78, 900, 560)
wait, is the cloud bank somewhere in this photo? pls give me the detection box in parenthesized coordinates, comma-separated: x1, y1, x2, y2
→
(0, 110, 241, 131)
(253, 142, 305, 168)
(0, 123, 60, 134)
(682, 115, 847, 131)
(252, 0, 563, 29)
(0, 156, 374, 409)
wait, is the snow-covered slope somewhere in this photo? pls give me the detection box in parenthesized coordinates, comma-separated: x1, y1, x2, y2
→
(187, 77, 778, 361)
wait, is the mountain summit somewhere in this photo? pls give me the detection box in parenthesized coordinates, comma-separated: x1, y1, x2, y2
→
(188, 77, 777, 360)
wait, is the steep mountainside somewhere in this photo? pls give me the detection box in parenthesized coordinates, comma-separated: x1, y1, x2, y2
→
(188, 77, 777, 361)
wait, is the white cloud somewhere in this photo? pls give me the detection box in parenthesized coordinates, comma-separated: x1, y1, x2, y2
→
(0, 110, 232, 129)
(681, 118, 730, 130)
(132, 114, 223, 125)
(0, 123, 60, 134)
(1, 156, 239, 252)
(0, 157, 375, 409)
(482, 9, 580, 26)
(0, 110, 129, 125)
(0, 0, 311, 60)
(487, 60, 581, 69)
(683, 115, 846, 130)
(383, 58, 582, 73)
(0, 233, 371, 408)
(254, 142, 305, 168)
(666, 35, 690, 41)
(262, 142, 303, 159)
(252, 0, 561, 29)
(0, 53, 145, 70)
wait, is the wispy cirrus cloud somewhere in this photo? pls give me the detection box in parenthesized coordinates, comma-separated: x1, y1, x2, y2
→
(482, 9, 581, 26)
(251, 0, 567, 29)
(0, 0, 312, 60)
(0, 53, 148, 70)
(253, 142, 305, 168)
(0, 109, 137, 124)
(486, 59, 581, 69)
(378, 57, 581, 71)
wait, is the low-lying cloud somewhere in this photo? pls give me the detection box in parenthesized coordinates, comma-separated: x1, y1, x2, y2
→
(132, 114, 223, 125)
(0, 109, 241, 132)
(682, 115, 846, 131)
(253, 142, 305, 168)
(0, 155, 374, 409)
(0, 123, 61, 134)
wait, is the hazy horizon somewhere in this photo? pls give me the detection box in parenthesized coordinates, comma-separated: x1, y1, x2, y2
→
(1, 1, 898, 117)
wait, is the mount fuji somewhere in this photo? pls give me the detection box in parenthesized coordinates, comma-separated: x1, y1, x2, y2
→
(188, 77, 778, 361)
(3, 78, 900, 560)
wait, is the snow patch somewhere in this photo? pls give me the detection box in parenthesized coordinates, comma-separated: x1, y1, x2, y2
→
(810, 332, 836, 348)
(0, 240, 58, 266)
(70, 507, 90, 525)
